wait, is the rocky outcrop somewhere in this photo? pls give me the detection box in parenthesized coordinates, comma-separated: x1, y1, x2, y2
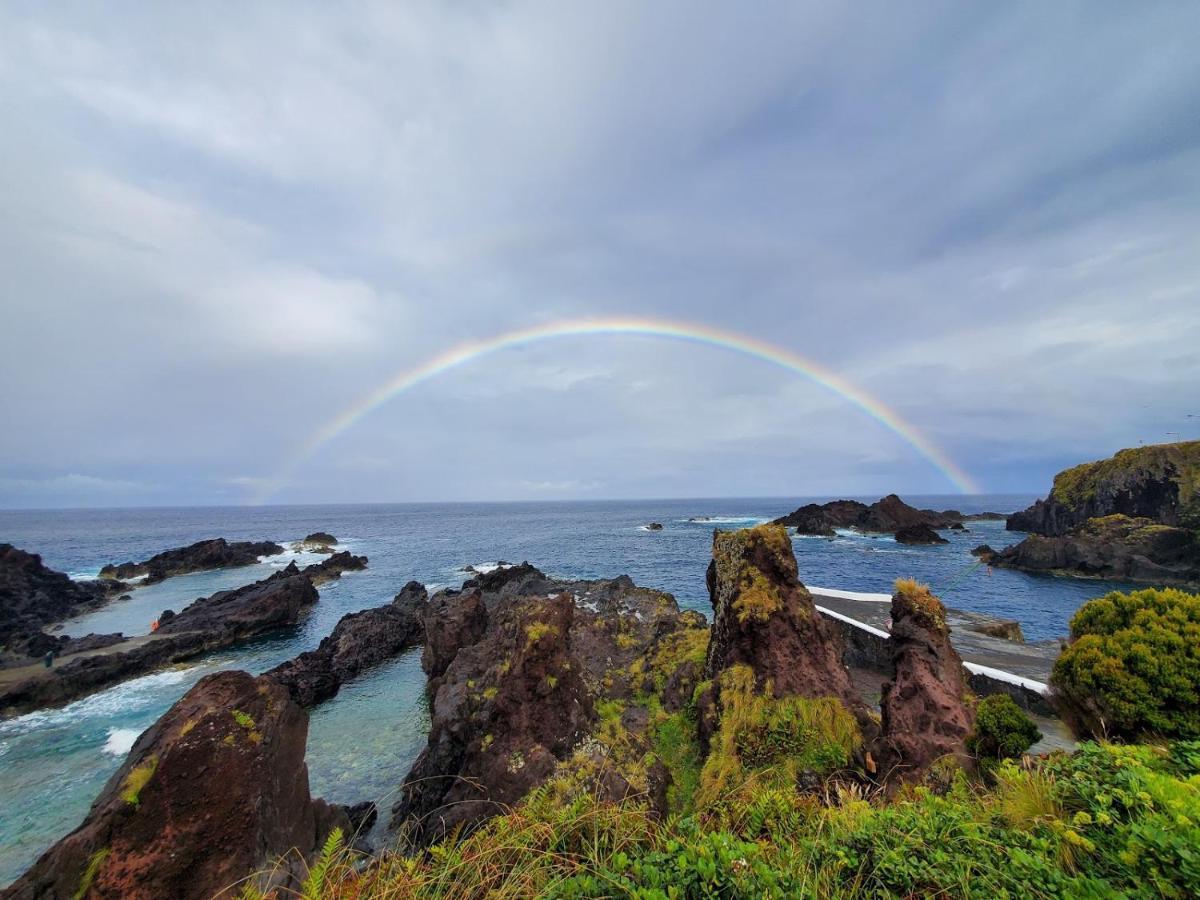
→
(644, 522, 664, 531)
(4, 671, 352, 900)
(0, 556, 366, 716)
(894, 524, 949, 545)
(873, 581, 974, 781)
(0, 545, 128, 650)
(773, 495, 978, 536)
(703, 525, 870, 722)
(302, 550, 368, 586)
(98, 538, 285, 585)
(1007, 441, 1200, 536)
(266, 581, 428, 707)
(983, 515, 1199, 587)
(295, 532, 338, 553)
(392, 565, 701, 844)
(394, 593, 593, 844)
(421, 589, 488, 680)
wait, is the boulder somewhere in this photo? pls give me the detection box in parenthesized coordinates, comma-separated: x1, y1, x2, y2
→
(873, 581, 974, 782)
(4, 671, 350, 900)
(894, 524, 949, 545)
(644, 522, 664, 531)
(1007, 441, 1200, 535)
(98, 538, 285, 585)
(968, 619, 1025, 642)
(266, 581, 428, 707)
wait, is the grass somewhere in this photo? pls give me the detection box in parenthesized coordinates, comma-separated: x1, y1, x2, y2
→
(119, 756, 158, 807)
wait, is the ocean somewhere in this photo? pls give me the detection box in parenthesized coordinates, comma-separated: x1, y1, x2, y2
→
(0, 497, 1138, 884)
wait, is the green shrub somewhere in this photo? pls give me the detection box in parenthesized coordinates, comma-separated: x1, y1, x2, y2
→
(967, 694, 1042, 760)
(1051, 588, 1200, 739)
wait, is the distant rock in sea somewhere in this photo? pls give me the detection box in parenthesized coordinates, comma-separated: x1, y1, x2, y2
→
(894, 523, 949, 545)
(772, 494, 994, 537)
(98, 537, 285, 585)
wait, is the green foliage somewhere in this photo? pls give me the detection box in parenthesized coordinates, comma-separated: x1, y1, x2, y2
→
(73, 847, 109, 900)
(968, 694, 1042, 760)
(301, 828, 344, 900)
(232, 709, 255, 729)
(1050, 440, 1200, 510)
(274, 741, 1200, 898)
(1052, 588, 1200, 739)
(119, 756, 158, 807)
(697, 665, 860, 813)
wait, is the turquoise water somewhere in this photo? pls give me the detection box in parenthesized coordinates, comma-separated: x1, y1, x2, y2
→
(0, 498, 1140, 884)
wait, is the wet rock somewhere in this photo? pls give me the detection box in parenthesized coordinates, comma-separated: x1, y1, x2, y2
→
(773, 495, 969, 535)
(873, 581, 974, 783)
(894, 524, 949, 545)
(989, 515, 1199, 587)
(971, 544, 996, 559)
(0, 556, 364, 716)
(266, 582, 428, 707)
(1, 544, 127, 649)
(98, 538, 285, 585)
(295, 532, 338, 553)
(644, 522, 664, 531)
(421, 589, 488, 680)
(4, 671, 350, 900)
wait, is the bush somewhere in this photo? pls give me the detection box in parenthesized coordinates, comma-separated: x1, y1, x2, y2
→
(1051, 588, 1200, 739)
(967, 694, 1042, 760)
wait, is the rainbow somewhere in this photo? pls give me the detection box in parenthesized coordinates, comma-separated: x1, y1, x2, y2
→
(252, 316, 980, 503)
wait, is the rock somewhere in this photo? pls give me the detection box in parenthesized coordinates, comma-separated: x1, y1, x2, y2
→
(644, 523, 664, 531)
(773, 495, 970, 536)
(4, 671, 350, 900)
(266, 581, 428, 707)
(393, 593, 593, 845)
(873, 580, 974, 782)
(303, 550, 368, 586)
(421, 589, 488, 680)
(98, 538, 285, 585)
(0, 544, 127, 648)
(949, 522, 966, 531)
(703, 525, 871, 724)
(971, 544, 996, 559)
(894, 524, 949, 545)
(296, 531, 338, 553)
(392, 567, 700, 844)
(1007, 441, 1200, 535)
(988, 514, 1199, 587)
(0, 556, 365, 716)
(968, 619, 1025, 642)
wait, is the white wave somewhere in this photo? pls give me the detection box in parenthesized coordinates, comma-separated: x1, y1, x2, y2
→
(0, 667, 197, 736)
(463, 562, 512, 575)
(833, 528, 896, 542)
(682, 516, 769, 525)
(102, 727, 141, 757)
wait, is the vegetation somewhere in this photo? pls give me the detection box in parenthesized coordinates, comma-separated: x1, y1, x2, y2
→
(967, 694, 1042, 761)
(119, 756, 158, 807)
(1049, 440, 1200, 522)
(1052, 588, 1200, 739)
(710, 525, 797, 624)
(254, 740, 1200, 898)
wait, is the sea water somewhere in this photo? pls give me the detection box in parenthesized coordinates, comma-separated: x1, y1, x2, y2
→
(0, 498, 1138, 883)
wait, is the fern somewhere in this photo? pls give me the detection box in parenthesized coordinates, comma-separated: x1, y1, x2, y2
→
(301, 827, 345, 900)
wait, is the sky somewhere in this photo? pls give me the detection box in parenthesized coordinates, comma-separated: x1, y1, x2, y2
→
(1, 2, 1198, 508)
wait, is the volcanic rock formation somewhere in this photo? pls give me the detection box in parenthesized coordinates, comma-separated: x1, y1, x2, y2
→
(873, 580, 975, 781)
(4, 671, 352, 900)
(894, 523, 949, 545)
(98, 538, 285, 585)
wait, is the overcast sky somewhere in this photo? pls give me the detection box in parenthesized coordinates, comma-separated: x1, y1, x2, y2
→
(1, 2, 1198, 508)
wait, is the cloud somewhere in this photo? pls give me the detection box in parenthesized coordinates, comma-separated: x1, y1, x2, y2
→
(1, 2, 1199, 506)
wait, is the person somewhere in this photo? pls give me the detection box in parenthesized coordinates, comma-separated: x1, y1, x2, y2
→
(150, 619, 159, 633)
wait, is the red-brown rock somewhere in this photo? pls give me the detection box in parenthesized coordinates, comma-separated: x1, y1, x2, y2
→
(874, 580, 975, 782)
(3, 671, 349, 900)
